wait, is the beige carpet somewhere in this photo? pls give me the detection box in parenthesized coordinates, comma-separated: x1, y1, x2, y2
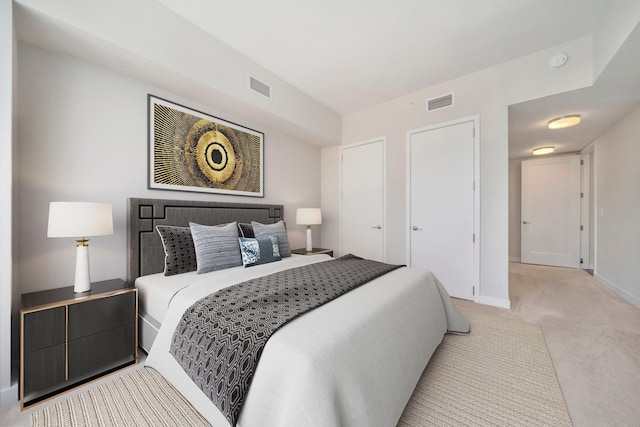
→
(398, 312, 571, 426)
(31, 311, 570, 427)
(30, 368, 208, 427)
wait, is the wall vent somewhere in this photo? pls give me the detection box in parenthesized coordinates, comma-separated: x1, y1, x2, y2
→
(426, 93, 454, 112)
(249, 76, 272, 99)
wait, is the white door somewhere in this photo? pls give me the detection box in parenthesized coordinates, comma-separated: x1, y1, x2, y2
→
(408, 119, 477, 300)
(341, 139, 385, 262)
(521, 155, 581, 268)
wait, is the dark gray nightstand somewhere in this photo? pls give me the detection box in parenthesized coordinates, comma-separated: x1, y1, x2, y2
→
(20, 279, 137, 408)
(291, 248, 334, 257)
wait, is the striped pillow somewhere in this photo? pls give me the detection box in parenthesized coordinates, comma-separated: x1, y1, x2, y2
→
(189, 222, 242, 274)
(251, 220, 291, 257)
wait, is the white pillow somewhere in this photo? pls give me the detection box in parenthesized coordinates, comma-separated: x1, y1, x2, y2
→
(251, 220, 291, 257)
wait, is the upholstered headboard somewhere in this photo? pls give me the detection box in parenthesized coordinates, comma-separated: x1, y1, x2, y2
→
(126, 197, 284, 283)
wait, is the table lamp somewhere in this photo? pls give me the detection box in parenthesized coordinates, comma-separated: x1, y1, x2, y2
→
(296, 208, 322, 253)
(47, 202, 113, 293)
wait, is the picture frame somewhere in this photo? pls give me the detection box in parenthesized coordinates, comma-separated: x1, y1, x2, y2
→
(148, 95, 264, 197)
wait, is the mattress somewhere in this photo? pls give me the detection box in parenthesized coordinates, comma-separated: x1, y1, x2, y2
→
(145, 254, 468, 427)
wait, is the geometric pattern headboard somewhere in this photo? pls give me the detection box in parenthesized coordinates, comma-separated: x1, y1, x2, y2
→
(126, 197, 284, 283)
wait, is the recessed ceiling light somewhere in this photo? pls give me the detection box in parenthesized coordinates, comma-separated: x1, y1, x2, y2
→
(548, 114, 581, 129)
(533, 146, 555, 156)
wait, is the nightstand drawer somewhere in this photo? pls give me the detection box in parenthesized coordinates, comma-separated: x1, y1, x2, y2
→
(23, 344, 65, 397)
(68, 322, 135, 380)
(23, 307, 65, 352)
(68, 292, 136, 340)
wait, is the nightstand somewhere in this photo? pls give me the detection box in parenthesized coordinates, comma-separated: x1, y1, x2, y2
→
(20, 279, 137, 408)
(291, 248, 334, 257)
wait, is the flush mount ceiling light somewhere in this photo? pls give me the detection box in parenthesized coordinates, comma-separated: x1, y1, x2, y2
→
(548, 114, 581, 129)
(548, 53, 568, 68)
(533, 146, 555, 156)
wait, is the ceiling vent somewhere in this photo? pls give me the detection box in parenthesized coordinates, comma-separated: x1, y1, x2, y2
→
(249, 76, 271, 99)
(426, 93, 454, 112)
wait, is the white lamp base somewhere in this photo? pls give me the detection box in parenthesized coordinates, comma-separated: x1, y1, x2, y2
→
(74, 244, 91, 293)
(306, 226, 313, 253)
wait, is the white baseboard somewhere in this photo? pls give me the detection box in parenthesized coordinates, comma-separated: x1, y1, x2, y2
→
(594, 273, 640, 310)
(475, 295, 511, 309)
(0, 382, 18, 408)
(509, 257, 521, 263)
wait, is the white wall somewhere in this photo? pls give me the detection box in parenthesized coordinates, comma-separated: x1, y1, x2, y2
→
(16, 43, 322, 294)
(323, 36, 595, 307)
(0, 0, 18, 407)
(594, 105, 640, 308)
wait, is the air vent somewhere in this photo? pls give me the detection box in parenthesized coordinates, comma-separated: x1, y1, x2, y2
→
(249, 76, 271, 99)
(426, 93, 454, 112)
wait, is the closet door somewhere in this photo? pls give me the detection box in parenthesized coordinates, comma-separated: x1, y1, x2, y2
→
(408, 119, 477, 300)
(340, 138, 385, 262)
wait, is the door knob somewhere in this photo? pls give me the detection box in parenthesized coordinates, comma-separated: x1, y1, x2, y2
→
(412, 226, 423, 231)
(371, 225, 382, 230)
(522, 221, 529, 224)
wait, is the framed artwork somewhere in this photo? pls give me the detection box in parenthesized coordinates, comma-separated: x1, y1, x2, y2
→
(148, 95, 264, 197)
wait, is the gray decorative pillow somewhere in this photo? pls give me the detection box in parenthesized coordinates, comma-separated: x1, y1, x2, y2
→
(156, 225, 196, 276)
(251, 220, 291, 257)
(239, 236, 281, 267)
(237, 222, 255, 238)
(189, 222, 242, 274)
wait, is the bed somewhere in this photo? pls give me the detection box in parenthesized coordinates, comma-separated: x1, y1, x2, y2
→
(127, 197, 469, 427)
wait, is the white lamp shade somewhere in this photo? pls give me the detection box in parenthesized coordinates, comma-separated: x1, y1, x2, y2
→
(47, 202, 114, 238)
(296, 208, 322, 225)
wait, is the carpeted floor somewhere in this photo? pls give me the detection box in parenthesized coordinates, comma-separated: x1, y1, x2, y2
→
(30, 367, 207, 427)
(28, 311, 571, 427)
(457, 263, 640, 426)
(397, 312, 571, 426)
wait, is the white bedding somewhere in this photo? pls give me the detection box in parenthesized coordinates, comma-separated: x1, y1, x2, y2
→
(136, 262, 261, 324)
(145, 255, 466, 427)
(136, 270, 198, 324)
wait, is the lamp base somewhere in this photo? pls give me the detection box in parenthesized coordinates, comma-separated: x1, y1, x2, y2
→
(74, 244, 91, 293)
(306, 226, 313, 253)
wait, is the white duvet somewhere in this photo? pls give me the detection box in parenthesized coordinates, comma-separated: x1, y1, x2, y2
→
(145, 254, 468, 427)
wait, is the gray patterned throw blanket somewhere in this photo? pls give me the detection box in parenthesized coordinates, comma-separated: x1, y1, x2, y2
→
(170, 254, 403, 426)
